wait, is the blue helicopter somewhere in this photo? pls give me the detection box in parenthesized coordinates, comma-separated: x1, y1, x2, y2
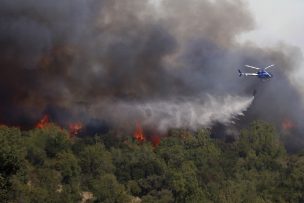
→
(238, 64, 274, 79)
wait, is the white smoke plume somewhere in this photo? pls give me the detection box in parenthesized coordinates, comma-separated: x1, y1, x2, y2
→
(90, 95, 254, 132)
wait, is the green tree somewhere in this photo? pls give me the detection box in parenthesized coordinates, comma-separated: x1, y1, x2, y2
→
(112, 142, 165, 182)
(54, 151, 80, 184)
(282, 154, 304, 202)
(0, 126, 26, 201)
(79, 143, 114, 178)
(166, 161, 207, 202)
(26, 125, 71, 162)
(141, 189, 174, 203)
(235, 121, 287, 202)
(0, 127, 25, 176)
(238, 121, 285, 169)
(90, 174, 130, 203)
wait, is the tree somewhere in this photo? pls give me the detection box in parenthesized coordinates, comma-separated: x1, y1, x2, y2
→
(141, 189, 174, 203)
(0, 126, 26, 201)
(90, 174, 130, 203)
(166, 161, 207, 202)
(26, 125, 71, 161)
(45, 130, 71, 158)
(0, 121, 302, 202)
(112, 142, 165, 183)
(282, 154, 304, 202)
(54, 151, 80, 184)
(235, 121, 287, 202)
(79, 143, 114, 178)
(238, 121, 285, 163)
(0, 126, 25, 176)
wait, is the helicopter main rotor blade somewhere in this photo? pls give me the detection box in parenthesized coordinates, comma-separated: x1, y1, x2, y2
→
(264, 64, 275, 70)
(245, 65, 260, 70)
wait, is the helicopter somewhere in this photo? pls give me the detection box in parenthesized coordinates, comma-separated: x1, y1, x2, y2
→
(238, 64, 274, 79)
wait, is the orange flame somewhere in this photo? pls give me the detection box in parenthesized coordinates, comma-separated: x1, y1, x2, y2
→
(69, 122, 84, 136)
(36, 115, 49, 129)
(282, 118, 295, 131)
(150, 135, 161, 147)
(134, 123, 145, 142)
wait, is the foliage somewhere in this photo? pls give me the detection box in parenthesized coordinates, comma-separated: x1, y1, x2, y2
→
(0, 121, 303, 202)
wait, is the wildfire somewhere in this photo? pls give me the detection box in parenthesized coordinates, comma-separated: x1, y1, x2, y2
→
(134, 122, 145, 142)
(133, 123, 162, 147)
(69, 122, 84, 136)
(150, 135, 161, 148)
(36, 115, 49, 129)
(282, 118, 295, 131)
(35, 115, 84, 137)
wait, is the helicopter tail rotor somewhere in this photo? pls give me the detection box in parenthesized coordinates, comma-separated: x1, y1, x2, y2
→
(238, 69, 243, 77)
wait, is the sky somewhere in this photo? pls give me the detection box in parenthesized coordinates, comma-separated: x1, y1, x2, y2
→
(240, 0, 304, 49)
(239, 0, 304, 90)
(150, 0, 304, 55)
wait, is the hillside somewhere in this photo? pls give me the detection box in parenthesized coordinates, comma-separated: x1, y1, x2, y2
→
(1, 121, 303, 202)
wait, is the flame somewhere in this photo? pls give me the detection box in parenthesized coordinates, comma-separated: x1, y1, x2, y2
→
(150, 135, 161, 147)
(36, 115, 49, 129)
(69, 122, 84, 136)
(282, 118, 295, 131)
(134, 122, 145, 142)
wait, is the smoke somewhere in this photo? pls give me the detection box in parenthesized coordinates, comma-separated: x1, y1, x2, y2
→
(0, 0, 304, 141)
(90, 95, 254, 132)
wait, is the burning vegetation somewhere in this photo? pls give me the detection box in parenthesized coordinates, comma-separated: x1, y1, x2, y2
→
(282, 118, 295, 131)
(69, 122, 84, 136)
(35, 115, 50, 129)
(34, 115, 84, 138)
(1, 0, 304, 201)
(133, 123, 162, 147)
(134, 123, 145, 143)
(1, 0, 304, 145)
(1, 121, 304, 202)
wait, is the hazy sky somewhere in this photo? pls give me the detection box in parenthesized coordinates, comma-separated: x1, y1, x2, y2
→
(240, 0, 304, 98)
(240, 0, 304, 50)
(150, 0, 304, 51)
(151, 0, 304, 97)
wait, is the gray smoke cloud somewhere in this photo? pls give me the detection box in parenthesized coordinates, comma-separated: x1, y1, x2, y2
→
(0, 0, 303, 138)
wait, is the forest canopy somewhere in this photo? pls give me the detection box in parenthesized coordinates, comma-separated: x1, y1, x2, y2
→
(0, 121, 303, 203)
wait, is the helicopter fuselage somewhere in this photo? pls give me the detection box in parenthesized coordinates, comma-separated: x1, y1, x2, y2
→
(257, 70, 272, 79)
